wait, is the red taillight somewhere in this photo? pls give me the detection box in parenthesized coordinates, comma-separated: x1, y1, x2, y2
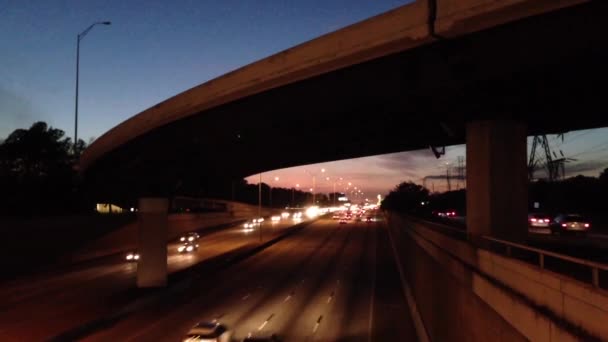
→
(584, 223, 590, 228)
(544, 219, 550, 223)
(531, 218, 537, 222)
(561, 223, 567, 227)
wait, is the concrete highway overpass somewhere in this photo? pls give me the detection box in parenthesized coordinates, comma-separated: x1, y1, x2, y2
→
(81, 0, 608, 192)
(82, 0, 608, 256)
(77, 4, 608, 338)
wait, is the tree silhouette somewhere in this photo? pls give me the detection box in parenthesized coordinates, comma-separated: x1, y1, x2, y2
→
(381, 181, 429, 212)
(0, 122, 87, 215)
(600, 168, 608, 184)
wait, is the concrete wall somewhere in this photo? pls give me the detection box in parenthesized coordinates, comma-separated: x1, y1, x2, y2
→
(387, 213, 608, 341)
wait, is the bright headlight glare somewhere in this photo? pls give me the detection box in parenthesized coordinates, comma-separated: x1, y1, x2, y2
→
(186, 246, 193, 252)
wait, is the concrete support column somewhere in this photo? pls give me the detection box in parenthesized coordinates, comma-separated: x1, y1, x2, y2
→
(466, 120, 528, 241)
(137, 197, 168, 287)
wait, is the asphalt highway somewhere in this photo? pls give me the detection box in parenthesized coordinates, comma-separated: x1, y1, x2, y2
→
(82, 217, 418, 341)
(0, 219, 298, 341)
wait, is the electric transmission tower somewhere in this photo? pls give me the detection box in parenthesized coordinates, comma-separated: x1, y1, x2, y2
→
(457, 155, 465, 189)
(528, 134, 575, 181)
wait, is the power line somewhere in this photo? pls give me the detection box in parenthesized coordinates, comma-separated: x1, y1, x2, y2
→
(569, 141, 608, 158)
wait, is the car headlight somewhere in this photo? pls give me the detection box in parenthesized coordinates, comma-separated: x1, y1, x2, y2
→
(126, 254, 133, 260)
(178, 246, 185, 252)
(188, 237, 194, 241)
(134, 254, 139, 260)
(186, 246, 193, 252)
(180, 237, 185, 241)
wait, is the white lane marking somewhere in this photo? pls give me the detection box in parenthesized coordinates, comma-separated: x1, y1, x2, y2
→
(312, 315, 323, 333)
(258, 321, 268, 331)
(368, 224, 377, 342)
(284, 295, 292, 302)
(258, 313, 274, 331)
(242, 293, 250, 300)
(327, 291, 335, 304)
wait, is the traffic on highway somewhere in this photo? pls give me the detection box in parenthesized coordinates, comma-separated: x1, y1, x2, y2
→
(0, 205, 419, 341)
(0, 211, 307, 340)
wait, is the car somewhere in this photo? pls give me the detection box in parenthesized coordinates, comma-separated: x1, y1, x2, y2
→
(183, 322, 231, 342)
(178, 241, 199, 253)
(180, 232, 200, 242)
(125, 252, 140, 261)
(365, 216, 373, 222)
(528, 213, 552, 231)
(443, 210, 457, 217)
(551, 214, 591, 235)
(339, 217, 348, 224)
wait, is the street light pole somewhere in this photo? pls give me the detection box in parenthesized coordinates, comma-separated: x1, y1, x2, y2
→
(74, 35, 80, 153)
(333, 181, 336, 206)
(312, 175, 316, 205)
(258, 173, 262, 242)
(74, 21, 111, 155)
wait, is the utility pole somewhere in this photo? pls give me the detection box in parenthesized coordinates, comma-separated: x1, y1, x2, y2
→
(446, 165, 451, 192)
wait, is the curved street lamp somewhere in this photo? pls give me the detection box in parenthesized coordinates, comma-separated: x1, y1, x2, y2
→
(74, 21, 111, 154)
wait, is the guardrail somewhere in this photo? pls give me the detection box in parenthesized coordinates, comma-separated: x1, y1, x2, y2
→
(482, 235, 608, 288)
(403, 214, 608, 288)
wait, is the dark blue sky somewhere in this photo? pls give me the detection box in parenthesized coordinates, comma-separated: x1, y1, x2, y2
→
(1, 0, 607, 196)
(0, 0, 407, 141)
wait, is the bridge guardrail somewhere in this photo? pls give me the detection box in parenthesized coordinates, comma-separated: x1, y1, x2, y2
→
(404, 214, 607, 289)
(482, 235, 608, 288)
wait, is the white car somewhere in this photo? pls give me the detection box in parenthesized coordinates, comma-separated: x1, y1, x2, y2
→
(183, 322, 231, 342)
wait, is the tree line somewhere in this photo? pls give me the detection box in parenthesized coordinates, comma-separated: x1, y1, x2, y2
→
(381, 169, 608, 218)
(0, 122, 339, 216)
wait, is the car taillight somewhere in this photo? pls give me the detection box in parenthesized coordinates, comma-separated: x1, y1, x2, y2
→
(584, 223, 590, 228)
(530, 218, 537, 222)
(561, 223, 567, 227)
(544, 219, 550, 223)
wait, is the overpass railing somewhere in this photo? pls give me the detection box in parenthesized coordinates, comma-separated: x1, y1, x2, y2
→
(482, 235, 608, 288)
(404, 215, 608, 289)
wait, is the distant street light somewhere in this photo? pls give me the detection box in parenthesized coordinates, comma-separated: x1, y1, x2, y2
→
(74, 21, 111, 155)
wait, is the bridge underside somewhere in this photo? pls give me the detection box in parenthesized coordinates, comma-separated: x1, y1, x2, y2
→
(85, 1, 608, 196)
